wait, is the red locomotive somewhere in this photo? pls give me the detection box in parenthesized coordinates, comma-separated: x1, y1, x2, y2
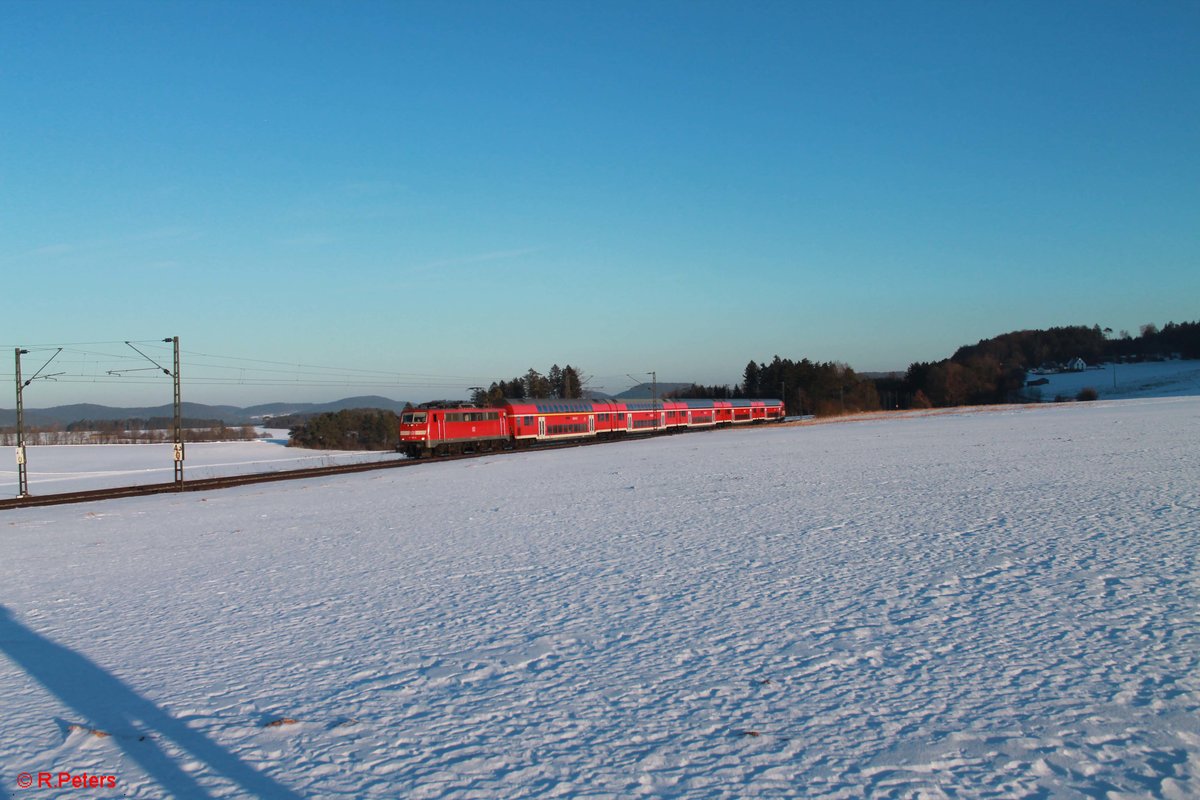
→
(399, 397, 784, 458)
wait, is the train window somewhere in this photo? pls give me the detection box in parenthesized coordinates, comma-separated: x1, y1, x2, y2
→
(548, 423, 589, 435)
(523, 416, 533, 426)
(401, 412, 427, 424)
(446, 412, 492, 423)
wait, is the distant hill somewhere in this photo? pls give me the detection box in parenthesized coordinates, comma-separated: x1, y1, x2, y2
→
(0, 395, 411, 428)
(245, 396, 411, 420)
(612, 382, 694, 400)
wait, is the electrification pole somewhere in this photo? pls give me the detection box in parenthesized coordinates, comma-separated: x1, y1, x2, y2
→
(627, 371, 659, 429)
(15, 348, 27, 497)
(13, 347, 64, 498)
(171, 336, 183, 488)
(112, 338, 183, 488)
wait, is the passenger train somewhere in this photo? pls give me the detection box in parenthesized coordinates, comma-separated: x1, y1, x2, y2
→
(398, 397, 785, 458)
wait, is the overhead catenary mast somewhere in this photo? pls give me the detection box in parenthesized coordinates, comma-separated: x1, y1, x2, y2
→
(111, 337, 184, 488)
(13, 346, 64, 498)
(171, 336, 183, 487)
(14, 348, 27, 498)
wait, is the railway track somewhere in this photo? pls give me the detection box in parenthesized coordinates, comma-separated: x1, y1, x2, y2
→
(0, 456, 422, 510)
(0, 431, 696, 511)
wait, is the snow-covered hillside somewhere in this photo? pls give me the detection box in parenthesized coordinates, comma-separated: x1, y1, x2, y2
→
(1, 398, 1197, 798)
(1023, 359, 1200, 402)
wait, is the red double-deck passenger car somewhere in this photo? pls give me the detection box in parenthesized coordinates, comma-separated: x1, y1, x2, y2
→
(399, 397, 784, 458)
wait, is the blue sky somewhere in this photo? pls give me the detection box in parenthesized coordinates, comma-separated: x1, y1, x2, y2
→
(3, 0, 1197, 406)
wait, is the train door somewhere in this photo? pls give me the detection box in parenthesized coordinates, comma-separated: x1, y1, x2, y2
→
(588, 415, 595, 434)
(538, 416, 546, 439)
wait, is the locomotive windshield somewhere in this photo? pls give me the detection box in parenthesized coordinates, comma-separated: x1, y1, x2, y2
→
(401, 412, 427, 424)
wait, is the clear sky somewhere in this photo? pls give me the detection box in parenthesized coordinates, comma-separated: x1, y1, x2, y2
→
(3, 0, 1197, 407)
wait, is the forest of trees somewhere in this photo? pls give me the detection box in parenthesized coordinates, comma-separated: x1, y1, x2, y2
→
(741, 357, 881, 416)
(0, 420, 258, 445)
(664, 383, 737, 399)
(667, 358, 881, 417)
(878, 320, 1200, 410)
(470, 364, 585, 406)
(65, 417, 229, 433)
(1106, 321, 1200, 360)
(288, 409, 400, 451)
(673, 321, 1200, 416)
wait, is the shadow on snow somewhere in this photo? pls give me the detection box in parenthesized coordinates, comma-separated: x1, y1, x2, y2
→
(0, 606, 303, 799)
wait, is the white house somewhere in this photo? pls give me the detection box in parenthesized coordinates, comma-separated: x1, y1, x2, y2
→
(1066, 357, 1087, 372)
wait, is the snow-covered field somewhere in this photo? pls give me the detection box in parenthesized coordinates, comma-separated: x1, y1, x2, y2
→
(1, 398, 1197, 798)
(0, 433, 400, 496)
(1024, 359, 1200, 402)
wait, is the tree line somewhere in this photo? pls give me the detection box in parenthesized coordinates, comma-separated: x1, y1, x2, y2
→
(880, 320, 1200, 409)
(288, 408, 400, 451)
(1107, 321, 1200, 360)
(673, 320, 1200, 416)
(65, 417, 228, 433)
(0, 421, 259, 445)
(667, 358, 881, 417)
(470, 364, 585, 406)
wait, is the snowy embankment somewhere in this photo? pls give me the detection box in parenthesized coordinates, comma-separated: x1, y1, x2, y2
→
(1, 398, 1197, 798)
(0, 432, 400, 496)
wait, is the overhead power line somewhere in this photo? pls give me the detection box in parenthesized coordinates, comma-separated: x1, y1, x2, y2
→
(1, 341, 501, 396)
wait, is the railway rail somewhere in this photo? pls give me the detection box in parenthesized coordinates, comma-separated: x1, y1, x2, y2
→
(0, 430, 703, 511)
(0, 456, 416, 510)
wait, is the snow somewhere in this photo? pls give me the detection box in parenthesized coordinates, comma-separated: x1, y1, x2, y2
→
(1, 397, 1198, 798)
(1024, 359, 1200, 402)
